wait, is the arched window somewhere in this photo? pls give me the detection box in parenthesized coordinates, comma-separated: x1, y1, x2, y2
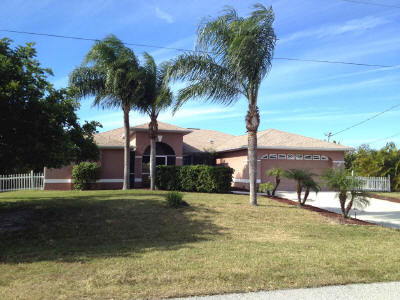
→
(142, 142, 176, 174)
(143, 142, 175, 155)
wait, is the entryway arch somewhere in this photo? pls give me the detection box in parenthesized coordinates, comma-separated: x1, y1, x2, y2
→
(142, 142, 176, 175)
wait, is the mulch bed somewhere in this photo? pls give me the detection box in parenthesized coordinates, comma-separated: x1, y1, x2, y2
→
(265, 195, 376, 226)
(367, 193, 400, 204)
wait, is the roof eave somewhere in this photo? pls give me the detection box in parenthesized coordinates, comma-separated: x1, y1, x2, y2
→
(132, 128, 192, 135)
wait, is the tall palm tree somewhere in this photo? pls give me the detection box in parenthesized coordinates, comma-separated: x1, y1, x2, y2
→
(166, 4, 276, 205)
(69, 35, 142, 190)
(137, 53, 173, 190)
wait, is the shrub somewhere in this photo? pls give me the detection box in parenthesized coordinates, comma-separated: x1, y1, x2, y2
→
(165, 191, 184, 208)
(258, 182, 274, 196)
(72, 162, 101, 190)
(156, 165, 234, 193)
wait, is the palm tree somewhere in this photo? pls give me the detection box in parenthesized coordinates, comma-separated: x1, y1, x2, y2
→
(266, 167, 283, 196)
(301, 176, 320, 206)
(284, 169, 316, 206)
(69, 35, 142, 190)
(137, 53, 173, 190)
(166, 4, 276, 205)
(322, 168, 369, 218)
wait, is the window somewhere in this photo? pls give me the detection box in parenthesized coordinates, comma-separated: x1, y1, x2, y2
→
(321, 155, 329, 161)
(296, 154, 303, 160)
(261, 154, 268, 159)
(304, 154, 312, 160)
(278, 154, 286, 160)
(269, 154, 277, 160)
(313, 155, 321, 160)
(287, 154, 295, 160)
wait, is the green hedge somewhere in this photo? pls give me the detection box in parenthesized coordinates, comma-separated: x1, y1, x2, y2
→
(72, 162, 100, 190)
(156, 165, 234, 193)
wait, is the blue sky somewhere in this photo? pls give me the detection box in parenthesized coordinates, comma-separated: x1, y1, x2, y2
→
(1, 0, 399, 149)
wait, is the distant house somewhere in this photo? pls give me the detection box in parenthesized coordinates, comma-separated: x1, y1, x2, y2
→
(44, 122, 352, 191)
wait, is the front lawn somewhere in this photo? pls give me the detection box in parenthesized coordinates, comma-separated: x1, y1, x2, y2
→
(372, 192, 400, 200)
(1, 190, 400, 299)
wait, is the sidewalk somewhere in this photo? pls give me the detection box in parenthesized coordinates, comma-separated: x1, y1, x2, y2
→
(173, 281, 400, 299)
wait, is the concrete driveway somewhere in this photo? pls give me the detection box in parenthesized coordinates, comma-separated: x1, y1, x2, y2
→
(276, 191, 400, 229)
(174, 281, 400, 300)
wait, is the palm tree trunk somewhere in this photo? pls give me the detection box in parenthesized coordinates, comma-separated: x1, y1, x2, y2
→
(296, 182, 302, 205)
(302, 188, 310, 205)
(150, 138, 156, 190)
(248, 131, 257, 205)
(272, 177, 280, 196)
(149, 116, 158, 191)
(246, 104, 260, 206)
(122, 107, 130, 190)
(339, 191, 347, 217)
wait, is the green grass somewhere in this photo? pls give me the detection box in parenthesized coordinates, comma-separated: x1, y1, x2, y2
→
(1, 190, 400, 299)
(374, 192, 400, 200)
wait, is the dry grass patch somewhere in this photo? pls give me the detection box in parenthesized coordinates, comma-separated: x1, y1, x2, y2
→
(0, 190, 400, 299)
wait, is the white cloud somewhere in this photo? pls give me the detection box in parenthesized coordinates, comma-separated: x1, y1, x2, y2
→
(280, 16, 387, 44)
(155, 7, 174, 24)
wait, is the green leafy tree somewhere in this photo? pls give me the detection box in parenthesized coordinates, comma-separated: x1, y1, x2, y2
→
(347, 143, 400, 191)
(266, 167, 283, 196)
(166, 3, 276, 205)
(137, 53, 173, 190)
(322, 168, 369, 218)
(0, 38, 100, 173)
(70, 35, 143, 190)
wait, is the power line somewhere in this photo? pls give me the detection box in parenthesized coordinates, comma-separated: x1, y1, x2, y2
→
(331, 103, 400, 137)
(273, 57, 392, 68)
(0, 29, 396, 69)
(368, 132, 400, 144)
(340, 0, 400, 9)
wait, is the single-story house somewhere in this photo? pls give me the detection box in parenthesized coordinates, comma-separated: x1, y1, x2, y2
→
(44, 121, 352, 190)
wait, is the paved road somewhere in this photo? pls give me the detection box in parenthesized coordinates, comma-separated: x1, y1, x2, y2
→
(276, 191, 400, 229)
(174, 282, 400, 299)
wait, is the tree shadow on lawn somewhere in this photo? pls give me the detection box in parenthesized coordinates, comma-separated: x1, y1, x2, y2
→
(0, 193, 224, 264)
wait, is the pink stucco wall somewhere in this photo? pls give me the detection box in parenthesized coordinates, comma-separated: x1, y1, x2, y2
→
(44, 131, 186, 190)
(217, 149, 345, 191)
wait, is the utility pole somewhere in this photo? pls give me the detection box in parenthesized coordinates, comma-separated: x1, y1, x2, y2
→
(324, 132, 333, 142)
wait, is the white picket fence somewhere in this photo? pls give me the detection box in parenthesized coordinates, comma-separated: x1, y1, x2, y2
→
(0, 171, 44, 192)
(353, 175, 391, 192)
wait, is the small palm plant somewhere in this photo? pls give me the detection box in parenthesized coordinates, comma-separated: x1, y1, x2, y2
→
(284, 169, 316, 206)
(266, 167, 283, 196)
(322, 168, 369, 218)
(301, 176, 320, 206)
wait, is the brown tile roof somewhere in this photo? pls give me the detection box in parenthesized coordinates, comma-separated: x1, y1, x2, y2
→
(215, 128, 353, 152)
(94, 127, 125, 148)
(183, 129, 235, 153)
(94, 123, 352, 152)
(133, 121, 192, 133)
